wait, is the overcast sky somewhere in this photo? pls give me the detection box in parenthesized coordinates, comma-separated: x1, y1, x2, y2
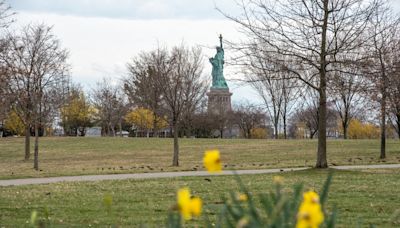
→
(8, 0, 400, 104)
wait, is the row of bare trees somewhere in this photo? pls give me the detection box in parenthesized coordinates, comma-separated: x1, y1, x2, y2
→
(222, 0, 400, 167)
(2, 0, 399, 170)
(0, 1, 70, 170)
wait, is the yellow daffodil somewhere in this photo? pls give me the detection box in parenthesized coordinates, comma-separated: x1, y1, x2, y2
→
(203, 150, 222, 173)
(237, 193, 248, 202)
(273, 176, 284, 184)
(302, 191, 320, 204)
(296, 191, 324, 228)
(177, 188, 202, 220)
(177, 188, 192, 220)
(190, 197, 202, 217)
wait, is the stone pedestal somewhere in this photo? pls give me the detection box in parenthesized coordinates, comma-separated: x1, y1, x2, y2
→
(207, 87, 232, 115)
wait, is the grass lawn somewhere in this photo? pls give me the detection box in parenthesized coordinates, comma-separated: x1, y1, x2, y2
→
(0, 137, 400, 179)
(0, 169, 399, 227)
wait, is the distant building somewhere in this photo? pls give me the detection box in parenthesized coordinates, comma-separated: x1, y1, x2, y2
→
(85, 127, 101, 137)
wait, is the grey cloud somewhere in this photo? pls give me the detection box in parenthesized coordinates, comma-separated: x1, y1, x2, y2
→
(8, 0, 240, 19)
(9, 0, 400, 20)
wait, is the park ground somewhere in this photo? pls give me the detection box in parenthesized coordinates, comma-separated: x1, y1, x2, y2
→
(0, 169, 400, 227)
(0, 137, 400, 179)
(1, 138, 400, 227)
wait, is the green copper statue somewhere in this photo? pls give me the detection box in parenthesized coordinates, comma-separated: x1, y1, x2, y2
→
(210, 34, 228, 89)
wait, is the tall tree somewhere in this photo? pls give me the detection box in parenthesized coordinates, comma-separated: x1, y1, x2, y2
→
(365, 2, 400, 158)
(1, 24, 69, 169)
(155, 45, 207, 166)
(222, 0, 379, 168)
(0, 0, 15, 136)
(231, 41, 300, 139)
(329, 69, 366, 139)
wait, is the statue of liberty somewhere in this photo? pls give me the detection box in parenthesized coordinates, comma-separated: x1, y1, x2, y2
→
(209, 34, 228, 89)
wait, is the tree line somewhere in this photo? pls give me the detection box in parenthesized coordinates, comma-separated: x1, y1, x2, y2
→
(1, 0, 400, 170)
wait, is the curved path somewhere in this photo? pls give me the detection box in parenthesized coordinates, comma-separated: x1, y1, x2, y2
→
(1, 164, 400, 187)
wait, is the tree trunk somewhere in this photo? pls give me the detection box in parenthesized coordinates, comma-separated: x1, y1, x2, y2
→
(34, 121, 39, 170)
(119, 120, 123, 137)
(274, 122, 279, 139)
(342, 120, 348, 139)
(153, 112, 158, 138)
(112, 125, 116, 137)
(396, 113, 400, 140)
(283, 114, 287, 139)
(24, 124, 31, 160)
(380, 93, 386, 159)
(316, 88, 328, 168)
(310, 129, 316, 139)
(315, 0, 328, 169)
(172, 119, 179, 166)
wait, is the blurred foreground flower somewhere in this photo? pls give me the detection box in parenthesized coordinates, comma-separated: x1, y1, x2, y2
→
(273, 175, 284, 184)
(177, 187, 202, 220)
(203, 150, 222, 173)
(296, 191, 324, 228)
(30, 210, 38, 225)
(237, 193, 248, 202)
(103, 193, 113, 214)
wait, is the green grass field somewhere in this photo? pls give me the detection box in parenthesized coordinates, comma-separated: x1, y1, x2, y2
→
(1, 137, 400, 179)
(0, 169, 399, 227)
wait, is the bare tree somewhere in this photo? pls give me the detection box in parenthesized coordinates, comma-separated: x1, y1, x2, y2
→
(230, 41, 300, 139)
(156, 45, 207, 166)
(92, 78, 127, 137)
(1, 24, 69, 169)
(293, 89, 320, 139)
(0, 0, 15, 136)
(246, 66, 284, 139)
(0, 66, 12, 132)
(233, 102, 266, 139)
(388, 78, 400, 139)
(222, 0, 379, 168)
(124, 50, 166, 137)
(280, 77, 300, 139)
(364, 2, 400, 158)
(329, 68, 366, 139)
(388, 41, 400, 139)
(292, 89, 338, 139)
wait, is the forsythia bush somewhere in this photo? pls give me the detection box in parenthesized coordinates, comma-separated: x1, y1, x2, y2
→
(347, 119, 380, 139)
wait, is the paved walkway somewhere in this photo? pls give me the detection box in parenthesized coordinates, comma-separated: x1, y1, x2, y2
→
(1, 164, 400, 187)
